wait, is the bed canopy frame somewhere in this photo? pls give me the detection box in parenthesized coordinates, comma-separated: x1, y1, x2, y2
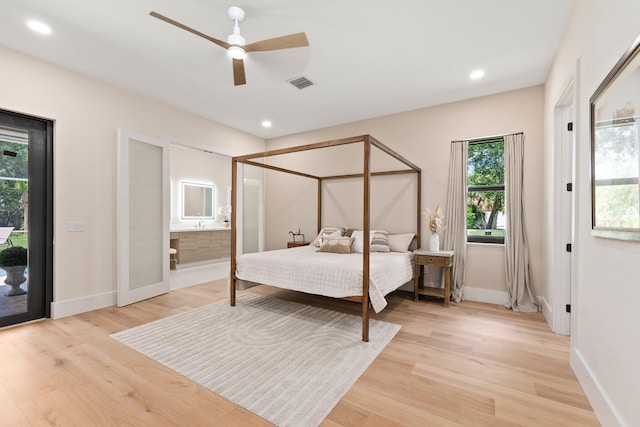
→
(230, 135, 421, 341)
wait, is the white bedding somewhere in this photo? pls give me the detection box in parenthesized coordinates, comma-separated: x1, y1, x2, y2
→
(235, 245, 414, 313)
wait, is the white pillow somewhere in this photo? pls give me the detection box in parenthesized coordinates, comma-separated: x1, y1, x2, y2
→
(318, 230, 342, 246)
(388, 233, 415, 252)
(351, 230, 365, 253)
(311, 228, 342, 247)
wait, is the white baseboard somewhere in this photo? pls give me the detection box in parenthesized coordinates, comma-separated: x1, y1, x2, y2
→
(50, 262, 230, 319)
(50, 290, 116, 319)
(462, 287, 545, 313)
(462, 286, 509, 305)
(571, 347, 621, 427)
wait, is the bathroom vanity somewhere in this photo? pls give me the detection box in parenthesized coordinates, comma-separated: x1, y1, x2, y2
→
(169, 227, 231, 266)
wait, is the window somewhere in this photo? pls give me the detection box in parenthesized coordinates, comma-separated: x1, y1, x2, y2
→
(593, 120, 640, 229)
(467, 138, 505, 244)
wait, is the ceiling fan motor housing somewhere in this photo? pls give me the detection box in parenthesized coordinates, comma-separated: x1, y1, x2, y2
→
(227, 6, 246, 46)
(228, 7, 246, 22)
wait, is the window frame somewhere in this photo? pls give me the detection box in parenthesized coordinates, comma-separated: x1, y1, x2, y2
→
(466, 138, 505, 244)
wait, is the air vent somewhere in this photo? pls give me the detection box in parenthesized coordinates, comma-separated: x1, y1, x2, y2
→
(288, 75, 315, 90)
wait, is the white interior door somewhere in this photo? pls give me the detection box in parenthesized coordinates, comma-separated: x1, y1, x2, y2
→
(117, 129, 169, 306)
(552, 80, 575, 335)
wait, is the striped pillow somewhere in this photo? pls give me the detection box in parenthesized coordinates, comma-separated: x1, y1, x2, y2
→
(352, 229, 391, 253)
(370, 230, 391, 253)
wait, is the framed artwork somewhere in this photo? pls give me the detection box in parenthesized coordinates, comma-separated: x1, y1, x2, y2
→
(591, 34, 640, 241)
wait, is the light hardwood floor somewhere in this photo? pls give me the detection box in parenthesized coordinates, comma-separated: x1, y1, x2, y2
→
(0, 280, 599, 426)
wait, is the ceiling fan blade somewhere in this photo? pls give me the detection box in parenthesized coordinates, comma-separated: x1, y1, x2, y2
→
(244, 32, 309, 52)
(149, 11, 231, 49)
(232, 58, 246, 86)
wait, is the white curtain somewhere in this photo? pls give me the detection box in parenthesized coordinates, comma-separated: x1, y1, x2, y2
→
(443, 141, 467, 303)
(504, 133, 538, 312)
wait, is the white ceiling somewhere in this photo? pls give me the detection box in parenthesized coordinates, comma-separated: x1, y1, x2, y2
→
(0, 0, 575, 139)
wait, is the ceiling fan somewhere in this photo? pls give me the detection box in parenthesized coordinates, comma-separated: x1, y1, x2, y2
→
(149, 6, 309, 86)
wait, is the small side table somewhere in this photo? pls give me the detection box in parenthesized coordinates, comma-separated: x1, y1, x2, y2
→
(287, 241, 310, 248)
(413, 250, 454, 307)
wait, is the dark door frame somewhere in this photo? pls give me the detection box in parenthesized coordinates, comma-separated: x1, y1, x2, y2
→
(0, 109, 53, 327)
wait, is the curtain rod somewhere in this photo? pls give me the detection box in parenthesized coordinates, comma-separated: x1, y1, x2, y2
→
(451, 131, 523, 144)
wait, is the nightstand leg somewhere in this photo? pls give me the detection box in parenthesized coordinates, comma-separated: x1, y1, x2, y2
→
(414, 265, 420, 302)
(444, 265, 451, 307)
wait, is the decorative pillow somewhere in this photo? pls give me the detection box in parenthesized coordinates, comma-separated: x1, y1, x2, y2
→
(388, 233, 416, 252)
(311, 227, 344, 247)
(370, 230, 391, 253)
(343, 228, 357, 238)
(351, 230, 368, 253)
(317, 236, 355, 254)
(352, 230, 390, 253)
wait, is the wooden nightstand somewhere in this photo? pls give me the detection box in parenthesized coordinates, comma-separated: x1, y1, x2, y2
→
(413, 250, 454, 307)
(287, 241, 310, 248)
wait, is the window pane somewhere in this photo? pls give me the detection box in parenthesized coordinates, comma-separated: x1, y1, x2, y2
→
(0, 129, 28, 181)
(467, 140, 504, 186)
(594, 124, 638, 181)
(593, 123, 640, 229)
(467, 189, 505, 238)
(595, 183, 640, 228)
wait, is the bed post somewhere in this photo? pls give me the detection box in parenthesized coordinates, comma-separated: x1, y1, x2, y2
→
(230, 158, 238, 306)
(416, 169, 422, 249)
(362, 137, 371, 342)
(317, 178, 322, 234)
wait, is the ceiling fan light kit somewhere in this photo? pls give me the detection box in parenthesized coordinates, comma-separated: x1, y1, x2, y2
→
(227, 45, 246, 60)
(149, 6, 309, 86)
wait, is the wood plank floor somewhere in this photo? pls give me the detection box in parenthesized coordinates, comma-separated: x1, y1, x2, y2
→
(0, 280, 600, 426)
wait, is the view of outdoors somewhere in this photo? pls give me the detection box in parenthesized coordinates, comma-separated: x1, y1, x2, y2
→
(593, 122, 640, 229)
(1, 134, 28, 240)
(467, 139, 505, 242)
(0, 127, 29, 317)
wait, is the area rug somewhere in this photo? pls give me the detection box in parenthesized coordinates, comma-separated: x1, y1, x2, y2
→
(112, 293, 400, 427)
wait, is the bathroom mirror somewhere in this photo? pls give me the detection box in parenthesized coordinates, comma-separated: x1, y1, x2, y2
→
(182, 182, 215, 218)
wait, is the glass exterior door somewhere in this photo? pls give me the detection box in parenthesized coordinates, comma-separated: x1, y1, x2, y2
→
(0, 110, 53, 327)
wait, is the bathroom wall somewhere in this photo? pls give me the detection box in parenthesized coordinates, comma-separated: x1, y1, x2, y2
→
(169, 144, 231, 229)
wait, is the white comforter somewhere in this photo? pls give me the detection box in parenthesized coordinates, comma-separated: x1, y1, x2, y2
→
(235, 245, 414, 313)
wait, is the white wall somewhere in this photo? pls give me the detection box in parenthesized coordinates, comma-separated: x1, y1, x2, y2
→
(0, 45, 264, 316)
(265, 86, 544, 301)
(544, 1, 640, 425)
(262, 158, 418, 250)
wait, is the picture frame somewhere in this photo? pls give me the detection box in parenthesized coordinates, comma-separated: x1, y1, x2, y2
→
(590, 34, 640, 241)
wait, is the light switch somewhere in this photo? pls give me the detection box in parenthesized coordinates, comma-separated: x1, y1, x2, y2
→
(66, 221, 86, 232)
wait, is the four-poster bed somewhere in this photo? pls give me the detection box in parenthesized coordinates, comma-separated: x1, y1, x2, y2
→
(230, 135, 421, 341)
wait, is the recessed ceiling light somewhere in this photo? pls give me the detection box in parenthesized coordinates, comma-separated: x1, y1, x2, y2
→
(27, 20, 52, 35)
(470, 69, 485, 80)
(261, 120, 272, 128)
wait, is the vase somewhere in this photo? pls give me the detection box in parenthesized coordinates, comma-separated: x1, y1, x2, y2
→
(428, 233, 440, 252)
(2, 265, 27, 296)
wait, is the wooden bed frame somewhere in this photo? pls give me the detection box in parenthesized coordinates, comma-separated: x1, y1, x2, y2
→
(229, 135, 421, 342)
